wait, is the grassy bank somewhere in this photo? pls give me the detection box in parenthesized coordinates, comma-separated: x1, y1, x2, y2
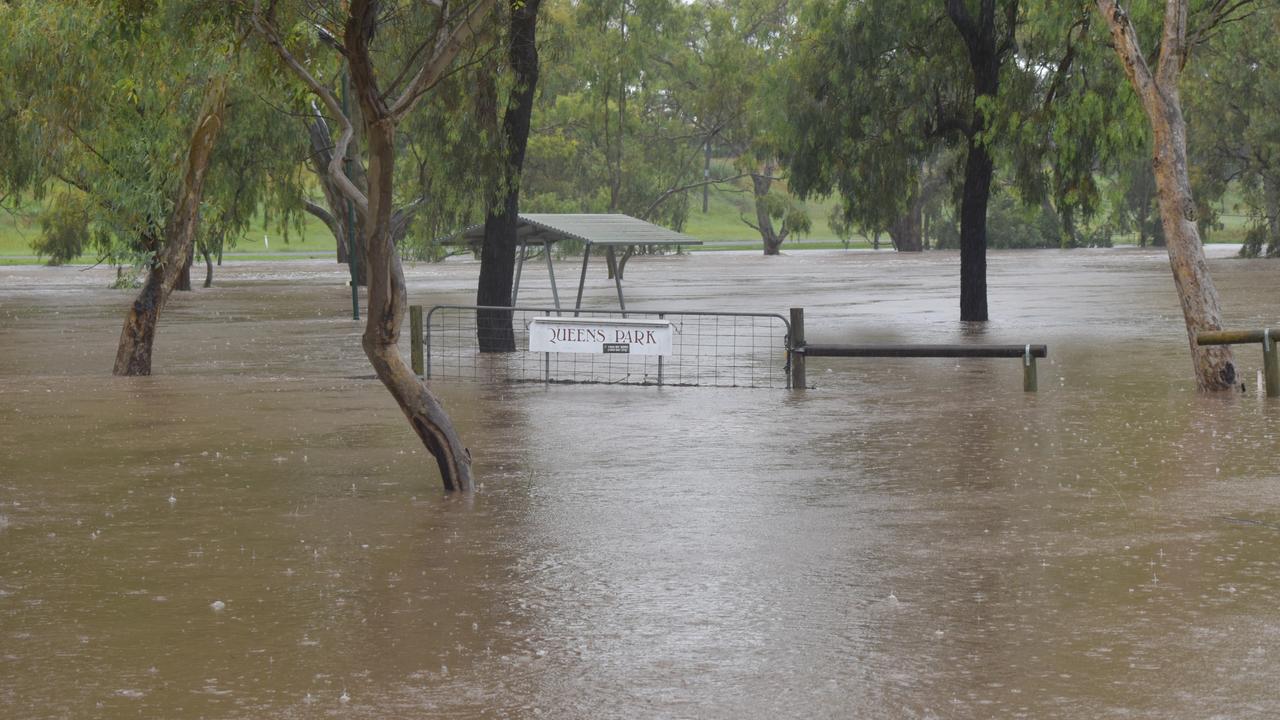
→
(2, 183, 1254, 265)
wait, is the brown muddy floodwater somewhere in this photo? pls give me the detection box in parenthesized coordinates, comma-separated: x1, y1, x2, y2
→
(2, 247, 1279, 719)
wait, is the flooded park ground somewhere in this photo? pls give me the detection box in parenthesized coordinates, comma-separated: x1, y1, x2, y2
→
(2, 246, 1279, 718)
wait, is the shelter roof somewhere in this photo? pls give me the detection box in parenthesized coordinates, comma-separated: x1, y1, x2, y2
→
(455, 213, 701, 247)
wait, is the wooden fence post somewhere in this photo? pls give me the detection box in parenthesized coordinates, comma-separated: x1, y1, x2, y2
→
(790, 307, 805, 390)
(410, 305, 424, 377)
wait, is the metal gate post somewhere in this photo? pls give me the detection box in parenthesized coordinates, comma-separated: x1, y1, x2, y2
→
(658, 312, 665, 387)
(1023, 344, 1037, 392)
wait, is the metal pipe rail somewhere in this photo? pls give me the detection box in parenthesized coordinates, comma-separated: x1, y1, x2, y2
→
(800, 344, 1047, 359)
(787, 308, 1045, 391)
(1196, 328, 1279, 397)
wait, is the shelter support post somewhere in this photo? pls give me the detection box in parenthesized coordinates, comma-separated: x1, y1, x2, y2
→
(606, 246, 626, 318)
(512, 241, 527, 306)
(790, 307, 806, 390)
(574, 241, 591, 317)
(543, 239, 561, 313)
(410, 305, 424, 377)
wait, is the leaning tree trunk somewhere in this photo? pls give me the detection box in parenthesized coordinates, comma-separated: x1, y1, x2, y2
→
(477, 0, 542, 353)
(362, 117, 473, 491)
(113, 78, 228, 376)
(1097, 0, 1235, 390)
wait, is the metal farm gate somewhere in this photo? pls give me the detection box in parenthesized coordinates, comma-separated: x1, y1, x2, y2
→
(418, 305, 793, 389)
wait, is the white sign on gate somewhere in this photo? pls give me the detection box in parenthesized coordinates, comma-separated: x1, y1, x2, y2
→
(528, 317, 673, 356)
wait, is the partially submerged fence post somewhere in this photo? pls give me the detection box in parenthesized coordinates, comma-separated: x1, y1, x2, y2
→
(410, 305, 424, 377)
(1196, 328, 1279, 397)
(1023, 344, 1038, 392)
(790, 307, 806, 390)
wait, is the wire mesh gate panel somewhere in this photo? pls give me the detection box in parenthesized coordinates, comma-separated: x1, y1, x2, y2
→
(424, 305, 791, 388)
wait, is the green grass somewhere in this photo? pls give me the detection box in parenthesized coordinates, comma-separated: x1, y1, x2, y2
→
(681, 179, 871, 245)
(0, 201, 343, 263)
(2, 178, 1250, 265)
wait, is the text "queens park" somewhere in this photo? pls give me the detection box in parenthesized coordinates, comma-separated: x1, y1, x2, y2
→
(547, 327, 661, 345)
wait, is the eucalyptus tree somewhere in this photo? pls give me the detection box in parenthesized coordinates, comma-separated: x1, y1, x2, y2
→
(677, 0, 810, 255)
(0, 1, 261, 375)
(477, 0, 543, 353)
(251, 0, 497, 491)
(785, 0, 1023, 320)
(522, 0, 703, 229)
(1093, 0, 1257, 390)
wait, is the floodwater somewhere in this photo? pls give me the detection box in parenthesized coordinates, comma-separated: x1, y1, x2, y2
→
(2, 247, 1279, 719)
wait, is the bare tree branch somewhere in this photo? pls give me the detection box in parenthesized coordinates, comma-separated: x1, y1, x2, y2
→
(250, 0, 369, 217)
(386, 0, 501, 123)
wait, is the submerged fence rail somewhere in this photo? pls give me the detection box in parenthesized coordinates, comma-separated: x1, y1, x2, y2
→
(1197, 328, 1279, 397)
(787, 308, 1047, 391)
(414, 304, 792, 389)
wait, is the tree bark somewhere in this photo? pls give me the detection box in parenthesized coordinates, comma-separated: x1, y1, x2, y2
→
(177, 246, 193, 291)
(362, 117, 473, 491)
(201, 246, 214, 288)
(306, 113, 367, 283)
(478, 0, 542, 353)
(751, 170, 788, 255)
(888, 183, 926, 252)
(343, 0, 487, 490)
(1096, 0, 1235, 390)
(113, 78, 228, 376)
(946, 0, 1016, 321)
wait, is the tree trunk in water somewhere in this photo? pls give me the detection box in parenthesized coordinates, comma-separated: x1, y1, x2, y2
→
(477, 207, 518, 352)
(958, 135, 993, 321)
(202, 247, 214, 288)
(477, 0, 542, 353)
(946, 1, 1009, 321)
(752, 171, 785, 255)
(888, 189, 925, 252)
(1148, 108, 1236, 388)
(177, 246, 193, 291)
(1097, 0, 1235, 391)
(361, 117, 473, 491)
(113, 78, 228, 376)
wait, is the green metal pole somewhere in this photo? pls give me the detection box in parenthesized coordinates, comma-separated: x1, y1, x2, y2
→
(343, 70, 359, 321)
(410, 305, 424, 377)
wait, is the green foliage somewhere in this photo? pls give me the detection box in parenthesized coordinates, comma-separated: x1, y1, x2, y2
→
(32, 193, 93, 265)
(1184, 4, 1280, 258)
(0, 0, 298, 270)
